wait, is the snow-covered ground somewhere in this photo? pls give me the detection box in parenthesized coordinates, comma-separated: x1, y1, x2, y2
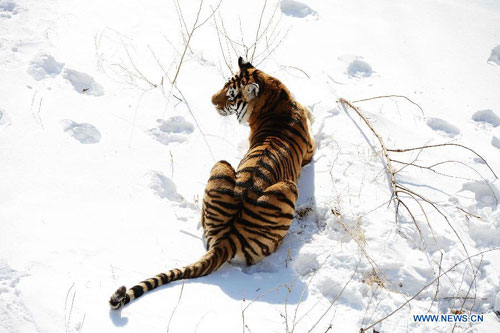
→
(1, 0, 500, 332)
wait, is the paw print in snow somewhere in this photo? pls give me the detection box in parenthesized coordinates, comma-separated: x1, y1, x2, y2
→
(62, 69, 104, 96)
(0, 1, 19, 18)
(149, 116, 194, 145)
(26, 53, 64, 81)
(61, 119, 101, 144)
(461, 181, 499, 209)
(426, 117, 460, 137)
(347, 59, 373, 78)
(0, 108, 11, 130)
(472, 109, 500, 128)
(488, 45, 500, 66)
(492, 136, 500, 150)
(280, 0, 316, 18)
(148, 171, 183, 202)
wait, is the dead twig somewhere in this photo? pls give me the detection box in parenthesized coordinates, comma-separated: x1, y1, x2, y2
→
(307, 261, 359, 333)
(290, 248, 343, 333)
(124, 46, 157, 88)
(30, 91, 44, 130)
(338, 98, 397, 214)
(452, 256, 483, 332)
(427, 252, 443, 313)
(392, 158, 499, 205)
(339, 98, 482, 269)
(167, 280, 185, 333)
(388, 143, 498, 179)
(214, 0, 287, 74)
(174, 86, 216, 162)
(251, 0, 268, 61)
(213, 12, 234, 75)
(333, 209, 383, 287)
(171, 0, 222, 87)
(352, 95, 425, 117)
(64, 283, 76, 333)
(281, 65, 311, 79)
(241, 284, 288, 333)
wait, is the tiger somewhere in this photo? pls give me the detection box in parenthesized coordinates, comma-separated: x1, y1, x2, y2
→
(109, 57, 315, 310)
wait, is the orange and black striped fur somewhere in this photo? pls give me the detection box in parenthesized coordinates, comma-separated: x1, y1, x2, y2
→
(109, 57, 315, 310)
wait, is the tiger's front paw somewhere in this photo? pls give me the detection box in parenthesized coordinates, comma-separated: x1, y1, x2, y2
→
(109, 286, 127, 310)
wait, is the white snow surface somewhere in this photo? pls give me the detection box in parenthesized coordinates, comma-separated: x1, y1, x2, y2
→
(1, 0, 500, 332)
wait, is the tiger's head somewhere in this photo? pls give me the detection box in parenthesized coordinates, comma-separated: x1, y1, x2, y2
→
(211, 57, 261, 125)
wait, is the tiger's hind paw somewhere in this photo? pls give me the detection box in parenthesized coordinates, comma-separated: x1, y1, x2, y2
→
(109, 286, 127, 310)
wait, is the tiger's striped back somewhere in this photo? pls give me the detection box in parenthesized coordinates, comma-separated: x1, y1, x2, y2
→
(109, 57, 315, 310)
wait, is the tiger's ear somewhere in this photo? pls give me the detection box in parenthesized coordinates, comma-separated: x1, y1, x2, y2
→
(243, 82, 260, 101)
(238, 57, 254, 71)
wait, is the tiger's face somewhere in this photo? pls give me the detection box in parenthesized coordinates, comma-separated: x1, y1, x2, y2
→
(211, 57, 260, 125)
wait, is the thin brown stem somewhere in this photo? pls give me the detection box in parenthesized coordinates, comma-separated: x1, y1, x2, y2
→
(352, 95, 425, 117)
(166, 281, 185, 332)
(251, 0, 267, 62)
(389, 143, 498, 179)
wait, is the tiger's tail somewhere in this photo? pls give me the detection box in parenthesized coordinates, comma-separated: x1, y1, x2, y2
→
(109, 238, 234, 310)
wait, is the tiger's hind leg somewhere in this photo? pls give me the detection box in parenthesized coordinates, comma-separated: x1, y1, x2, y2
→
(235, 181, 298, 265)
(302, 107, 316, 166)
(201, 160, 239, 250)
(256, 181, 298, 250)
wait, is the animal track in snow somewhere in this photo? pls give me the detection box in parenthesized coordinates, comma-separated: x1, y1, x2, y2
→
(26, 53, 64, 81)
(426, 117, 460, 136)
(347, 59, 373, 78)
(149, 116, 194, 145)
(0, 260, 38, 333)
(148, 171, 183, 202)
(0, 108, 11, 129)
(488, 45, 500, 66)
(472, 109, 500, 127)
(474, 157, 486, 164)
(0, 0, 18, 18)
(62, 68, 103, 96)
(492, 136, 500, 149)
(61, 120, 101, 144)
(280, 0, 316, 18)
(461, 181, 499, 209)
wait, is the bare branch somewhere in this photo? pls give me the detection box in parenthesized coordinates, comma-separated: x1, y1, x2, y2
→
(173, 0, 190, 39)
(195, 0, 223, 30)
(307, 261, 359, 333)
(170, 0, 204, 87)
(389, 143, 498, 179)
(123, 45, 157, 88)
(175, 86, 216, 162)
(251, 0, 268, 62)
(213, 12, 234, 75)
(427, 252, 444, 313)
(452, 256, 483, 332)
(281, 65, 311, 79)
(352, 95, 425, 117)
(338, 98, 397, 201)
(214, 0, 286, 71)
(333, 209, 384, 286)
(167, 281, 185, 333)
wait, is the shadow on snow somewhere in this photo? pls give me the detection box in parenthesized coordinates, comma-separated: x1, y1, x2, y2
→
(110, 162, 318, 325)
